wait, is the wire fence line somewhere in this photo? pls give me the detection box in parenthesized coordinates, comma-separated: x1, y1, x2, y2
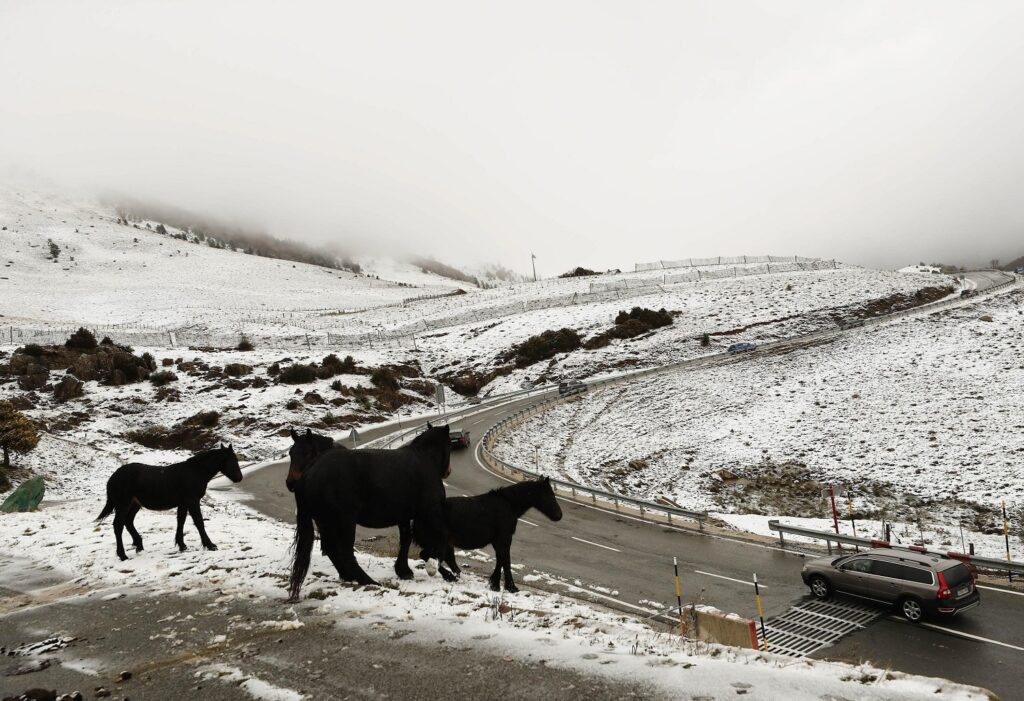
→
(634, 254, 824, 273)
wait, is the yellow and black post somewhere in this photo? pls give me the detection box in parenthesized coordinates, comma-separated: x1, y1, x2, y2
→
(754, 573, 768, 651)
(674, 556, 684, 635)
(1003, 500, 1013, 583)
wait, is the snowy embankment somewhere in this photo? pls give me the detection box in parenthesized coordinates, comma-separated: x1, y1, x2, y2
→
(0, 448, 991, 700)
(493, 288, 1024, 558)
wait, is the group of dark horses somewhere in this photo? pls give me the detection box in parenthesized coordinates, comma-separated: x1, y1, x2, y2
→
(96, 424, 562, 599)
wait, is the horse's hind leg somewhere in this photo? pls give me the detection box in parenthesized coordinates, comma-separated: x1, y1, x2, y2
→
(124, 502, 144, 552)
(445, 545, 461, 576)
(323, 521, 378, 587)
(187, 501, 217, 551)
(394, 522, 414, 580)
(496, 541, 518, 593)
(175, 505, 188, 551)
(113, 509, 129, 561)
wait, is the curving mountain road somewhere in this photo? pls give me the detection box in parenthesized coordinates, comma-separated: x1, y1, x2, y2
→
(237, 270, 1022, 698)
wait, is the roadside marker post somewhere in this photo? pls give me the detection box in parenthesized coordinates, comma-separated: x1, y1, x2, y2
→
(673, 557, 684, 635)
(847, 492, 858, 551)
(753, 573, 768, 652)
(1003, 500, 1013, 583)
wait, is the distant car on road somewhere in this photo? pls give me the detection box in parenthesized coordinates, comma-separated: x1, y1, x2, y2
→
(449, 429, 471, 449)
(838, 318, 864, 330)
(726, 342, 757, 354)
(960, 289, 975, 298)
(519, 380, 534, 390)
(801, 549, 979, 622)
(466, 396, 482, 405)
(558, 380, 587, 396)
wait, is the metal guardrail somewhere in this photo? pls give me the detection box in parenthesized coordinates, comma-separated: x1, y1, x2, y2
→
(768, 520, 1024, 577)
(478, 396, 709, 529)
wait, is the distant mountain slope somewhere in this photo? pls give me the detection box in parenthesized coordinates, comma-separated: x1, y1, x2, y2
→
(0, 185, 468, 329)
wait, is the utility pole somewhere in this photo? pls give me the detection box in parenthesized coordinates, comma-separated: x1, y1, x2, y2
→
(531, 253, 537, 282)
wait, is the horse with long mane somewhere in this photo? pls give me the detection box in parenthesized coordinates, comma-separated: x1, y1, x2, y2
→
(96, 444, 243, 560)
(421, 477, 562, 592)
(286, 428, 337, 486)
(287, 425, 451, 600)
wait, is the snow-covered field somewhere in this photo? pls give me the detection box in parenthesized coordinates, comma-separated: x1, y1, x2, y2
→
(0, 439, 990, 700)
(493, 287, 1024, 558)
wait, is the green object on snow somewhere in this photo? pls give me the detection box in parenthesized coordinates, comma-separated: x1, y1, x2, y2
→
(0, 476, 45, 513)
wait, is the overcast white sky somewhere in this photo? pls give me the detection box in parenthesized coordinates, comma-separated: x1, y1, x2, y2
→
(2, 1, 1023, 274)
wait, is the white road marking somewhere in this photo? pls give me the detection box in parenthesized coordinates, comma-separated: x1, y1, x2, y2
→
(889, 618, 1024, 652)
(694, 569, 763, 588)
(571, 536, 620, 553)
(976, 584, 1024, 598)
(518, 518, 539, 527)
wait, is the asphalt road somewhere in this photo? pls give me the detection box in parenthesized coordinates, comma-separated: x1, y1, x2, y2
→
(236, 271, 1024, 698)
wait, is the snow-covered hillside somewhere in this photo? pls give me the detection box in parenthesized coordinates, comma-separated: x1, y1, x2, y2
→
(0, 185, 467, 333)
(492, 287, 1024, 556)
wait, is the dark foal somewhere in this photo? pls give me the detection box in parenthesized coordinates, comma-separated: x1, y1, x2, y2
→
(423, 477, 562, 592)
(96, 445, 243, 560)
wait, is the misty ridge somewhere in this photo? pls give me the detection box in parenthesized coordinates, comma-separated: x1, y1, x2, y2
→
(107, 194, 525, 287)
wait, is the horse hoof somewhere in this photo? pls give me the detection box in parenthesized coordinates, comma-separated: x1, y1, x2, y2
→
(204, 543, 218, 551)
(135, 545, 144, 552)
(425, 559, 438, 577)
(178, 545, 187, 552)
(117, 553, 128, 562)
(505, 585, 519, 594)
(489, 582, 500, 592)
(395, 570, 414, 581)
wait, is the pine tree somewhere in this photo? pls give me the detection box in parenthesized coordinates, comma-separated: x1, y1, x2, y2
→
(0, 401, 39, 469)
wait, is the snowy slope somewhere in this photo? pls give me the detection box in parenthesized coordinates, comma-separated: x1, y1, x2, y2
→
(493, 287, 1024, 556)
(0, 184, 465, 332)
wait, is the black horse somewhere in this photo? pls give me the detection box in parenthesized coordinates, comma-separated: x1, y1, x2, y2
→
(288, 425, 451, 600)
(96, 445, 243, 561)
(424, 477, 562, 592)
(286, 428, 337, 487)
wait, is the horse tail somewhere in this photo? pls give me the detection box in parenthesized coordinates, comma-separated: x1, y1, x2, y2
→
(288, 492, 315, 602)
(95, 498, 115, 521)
(96, 475, 117, 521)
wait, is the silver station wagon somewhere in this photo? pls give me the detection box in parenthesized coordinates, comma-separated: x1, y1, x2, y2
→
(801, 548, 980, 621)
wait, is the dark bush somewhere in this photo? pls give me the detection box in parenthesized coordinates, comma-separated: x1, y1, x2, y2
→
(141, 352, 156, 370)
(370, 366, 400, 392)
(584, 307, 675, 350)
(279, 363, 318, 384)
(65, 327, 97, 350)
(126, 417, 217, 452)
(21, 343, 44, 358)
(149, 370, 178, 386)
(330, 379, 344, 392)
(224, 363, 251, 377)
(503, 328, 582, 368)
(236, 337, 254, 351)
(267, 362, 281, 376)
(183, 410, 219, 428)
(323, 354, 358, 374)
(285, 399, 302, 410)
(700, 332, 711, 347)
(558, 266, 599, 278)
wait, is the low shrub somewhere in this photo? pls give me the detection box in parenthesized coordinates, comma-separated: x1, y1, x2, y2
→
(502, 328, 582, 368)
(65, 327, 97, 350)
(21, 343, 44, 358)
(236, 337, 254, 351)
(370, 366, 400, 392)
(279, 363, 318, 384)
(149, 370, 178, 386)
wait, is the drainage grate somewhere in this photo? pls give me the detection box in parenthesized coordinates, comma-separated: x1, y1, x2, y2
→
(760, 597, 884, 657)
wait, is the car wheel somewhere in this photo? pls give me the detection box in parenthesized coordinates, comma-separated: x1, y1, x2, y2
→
(899, 596, 924, 622)
(808, 575, 831, 600)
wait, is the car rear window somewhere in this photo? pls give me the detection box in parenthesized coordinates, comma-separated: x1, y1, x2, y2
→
(943, 563, 973, 588)
(902, 566, 932, 584)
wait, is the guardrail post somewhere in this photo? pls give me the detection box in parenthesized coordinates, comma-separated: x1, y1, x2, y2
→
(614, 498, 620, 511)
(778, 530, 784, 548)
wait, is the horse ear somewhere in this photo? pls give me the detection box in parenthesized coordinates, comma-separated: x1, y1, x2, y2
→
(305, 428, 312, 437)
(544, 476, 550, 483)
(290, 428, 299, 441)
(426, 421, 432, 429)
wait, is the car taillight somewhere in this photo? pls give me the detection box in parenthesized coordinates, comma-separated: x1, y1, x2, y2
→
(936, 571, 953, 600)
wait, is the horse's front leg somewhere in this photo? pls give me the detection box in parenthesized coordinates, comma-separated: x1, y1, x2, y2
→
(175, 505, 188, 551)
(187, 501, 218, 551)
(394, 522, 414, 580)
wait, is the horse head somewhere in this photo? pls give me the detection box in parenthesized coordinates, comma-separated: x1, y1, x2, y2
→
(409, 424, 451, 478)
(219, 443, 244, 483)
(286, 428, 335, 492)
(533, 477, 563, 522)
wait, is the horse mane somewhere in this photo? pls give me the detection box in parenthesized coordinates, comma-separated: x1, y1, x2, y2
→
(490, 479, 544, 509)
